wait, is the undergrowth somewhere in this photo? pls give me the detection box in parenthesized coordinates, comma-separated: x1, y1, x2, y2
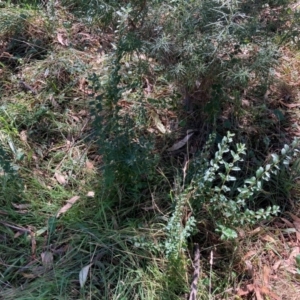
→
(1, 0, 300, 299)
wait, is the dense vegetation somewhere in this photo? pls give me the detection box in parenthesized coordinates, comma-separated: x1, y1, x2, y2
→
(1, 0, 300, 299)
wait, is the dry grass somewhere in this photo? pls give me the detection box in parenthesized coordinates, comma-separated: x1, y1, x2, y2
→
(231, 210, 300, 299)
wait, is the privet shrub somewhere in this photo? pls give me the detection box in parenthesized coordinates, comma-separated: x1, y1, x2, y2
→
(165, 132, 299, 258)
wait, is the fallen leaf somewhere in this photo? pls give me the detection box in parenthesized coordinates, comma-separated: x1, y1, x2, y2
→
(243, 250, 257, 260)
(151, 110, 167, 134)
(249, 227, 261, 235)
(236, 284, 256, 297)
(79, 264, 93, 288)
(244, 260, 254, 277)
(167, 132, 194, 152)
(14, 231, 22, 238)
(254, 286, 264, 300)
(79, 78, 87, 91)
(242, 99, 250, 107)
(12, 203, 30, 209)
(0, 220, 31, 234)
(261, 234, 276, 243)
(54, 173, 66, 185)
(41, 251, 54, 268)
(282, 228, 297, 234)
(49, 94, 59, 108)
(145, 79, 152, 94)
(19, 130, 28, 143)
(118, 100, 131, 108)
(279, 100, 300, 108)
(56, 196, 80, 218)
(78, 110, 88, 117)
(236, 285, 250, 296)
(260, 286, 281, 300)
(291, 130, 300, 137)
(288, 247, 300, 260)
(57, 32, 65, 45)
(246, 284, 254, 292)
(21, 273, 37, 279)
(57, 30, 69, 46)
(44, 68, 49, 77)
(87, 191, 95, 197)
(263, 90, 270, 101)
(36, 227, 47, 237)
(237, 228, 245, 238)
(71, 114, 80, 122)
(0, 51, 12, 58)
(209, 250, 213, 265)
(86, 160, 94, 170)
(30, 230, 36, 258)
(272, 260, 282, 271)
(263, 265, 270, 286)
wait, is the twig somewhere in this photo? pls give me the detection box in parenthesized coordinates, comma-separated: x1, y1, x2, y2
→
(209, 250, 213, 299)
(19, 80, 37, 95)
(189, 243, 200, 300)
(0, 220, 31, 233)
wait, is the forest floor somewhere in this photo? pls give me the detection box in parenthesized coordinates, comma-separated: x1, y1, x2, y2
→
(1, 1, 300, 299)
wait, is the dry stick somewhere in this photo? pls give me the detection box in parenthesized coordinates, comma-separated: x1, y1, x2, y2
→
(19, 80, 37, 95)
(0, 220, 31, 233)
(189, 243, 200, 300)
(209, 250, 213, 299)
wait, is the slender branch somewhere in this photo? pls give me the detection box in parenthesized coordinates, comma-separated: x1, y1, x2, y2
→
(19, 80, 37, 95)
(189, 243, 200, 300)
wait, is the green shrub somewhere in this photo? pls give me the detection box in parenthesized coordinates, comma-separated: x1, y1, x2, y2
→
(137, 0, 282, 109)
(165, 132, 299, 258)
(89, 1, 292, 194)
(89, 22, 159, 205)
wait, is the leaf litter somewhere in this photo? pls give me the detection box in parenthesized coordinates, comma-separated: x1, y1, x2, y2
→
(56, 196, 80, 218)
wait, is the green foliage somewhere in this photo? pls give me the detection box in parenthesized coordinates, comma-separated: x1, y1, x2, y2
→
(2, 0, 300, 299)
(61, 0, 147, 27)
(165, 132, 299, 259)
(296, 254, 300, 274)
(137, 0, 280, 106)
(89, 4, 161, 203)
(84, 0, 293, 129)
(0, 7, 31, 37)
(0, 4, 50, 62)
(165, 187, 196, 260)
(193, 132, 298, 236)
(0, 144, 23, 208)
(0, 144, 15, 175)
(60, 0, 116, 25)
